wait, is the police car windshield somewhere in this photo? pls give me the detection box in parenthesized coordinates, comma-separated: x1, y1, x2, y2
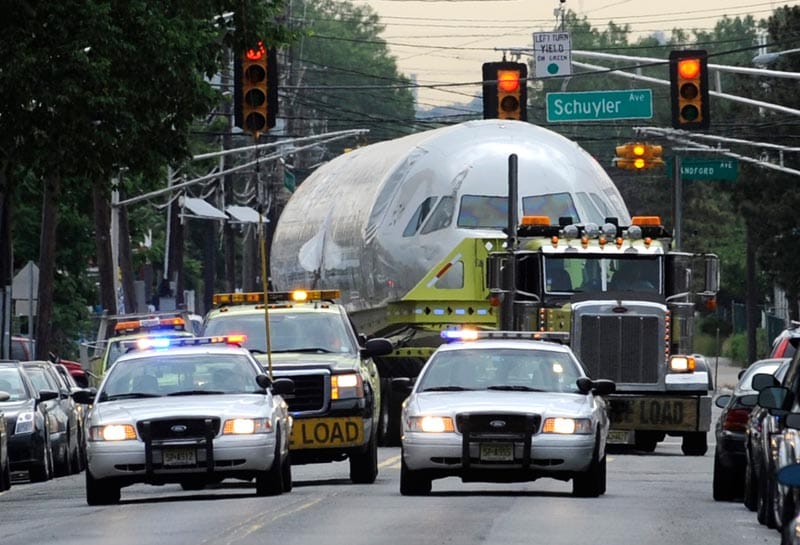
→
(100, 354, 259, 400)
(418, 348, 582, 394)
(204, 313, 356, 355)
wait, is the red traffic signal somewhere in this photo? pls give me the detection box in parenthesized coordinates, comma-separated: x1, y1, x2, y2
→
(234, 42, 278, 136)
(669, 50, 709, 130)
(482, 61, 527, 121)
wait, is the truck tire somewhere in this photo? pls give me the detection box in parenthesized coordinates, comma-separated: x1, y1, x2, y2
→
(681, 432, 708, 456)
(634, 431, 659, 452)
(350, 427, 378, 484)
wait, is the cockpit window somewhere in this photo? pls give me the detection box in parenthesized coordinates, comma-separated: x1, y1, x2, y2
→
(522, 193, 579, 223)
(575, 192, 605, 225)
(457, 195, 507, 228)
(403, 197, 438, 237)
(420, 196, 455, 234)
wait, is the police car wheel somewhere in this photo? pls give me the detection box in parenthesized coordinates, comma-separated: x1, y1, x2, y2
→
(400, 454, 431, 496)
(256, 431, 285, 496)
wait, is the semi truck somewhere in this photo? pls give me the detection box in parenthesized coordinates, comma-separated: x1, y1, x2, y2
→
(270, 119, 717, 452)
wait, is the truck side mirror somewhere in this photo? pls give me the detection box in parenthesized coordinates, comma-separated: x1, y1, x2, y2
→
(704, 254, 719, 294)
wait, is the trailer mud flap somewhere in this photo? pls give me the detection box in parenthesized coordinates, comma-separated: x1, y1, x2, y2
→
(608, 396, 707, 432)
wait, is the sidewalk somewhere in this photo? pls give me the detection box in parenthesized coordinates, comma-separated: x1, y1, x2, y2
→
(707, 356, 743, 392)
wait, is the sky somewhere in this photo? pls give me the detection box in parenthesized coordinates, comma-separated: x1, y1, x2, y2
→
(352, 0, 799, 108)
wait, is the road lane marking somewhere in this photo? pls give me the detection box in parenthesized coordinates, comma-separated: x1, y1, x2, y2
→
(201, 497, 323, 545)
(379, 454, 401, 469)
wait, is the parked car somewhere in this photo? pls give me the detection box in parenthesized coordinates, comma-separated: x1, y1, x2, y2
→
(713, 358, 787, 501)
(0, 360, 58, 482)
(21, 361, 83, 476)
(0, 397, 10, 491)
(744, 358, 791, 523)
(10, 334, 90, 388)
(51, 362, 88, 470)
(400, 330, 615, 496)
(774, 414, 800, 545)
(771, 322, 800, 359)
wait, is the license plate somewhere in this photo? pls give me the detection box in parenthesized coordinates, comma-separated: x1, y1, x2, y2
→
(480, 443, 514, 462)
(608, 396, 700, 431)
(607, 429, 633, 444)
(290, 417, 364, 449)
(163, 447, 196, 466)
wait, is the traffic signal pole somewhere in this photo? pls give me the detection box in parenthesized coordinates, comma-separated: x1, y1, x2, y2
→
(672, 155, 682, 251)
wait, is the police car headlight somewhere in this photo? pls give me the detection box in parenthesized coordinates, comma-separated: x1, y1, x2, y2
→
(15, 411, 34, 434)
(90, 424, 137, 441)
(408, 416, 455, 433)
(331, 373, 363, 400)
(542, 417, 592, 434)
(223, 418, 272, 434)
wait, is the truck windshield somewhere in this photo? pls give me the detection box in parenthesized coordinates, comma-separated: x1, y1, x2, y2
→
(544, 256, 662, 295)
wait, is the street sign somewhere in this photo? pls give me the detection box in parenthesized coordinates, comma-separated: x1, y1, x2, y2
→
(546, 89, 653, 122)
(666, 157, 739, 181)
(533, 32, 571, 78)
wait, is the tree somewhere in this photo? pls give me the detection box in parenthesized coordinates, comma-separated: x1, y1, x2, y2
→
(0, 1, 293, 357)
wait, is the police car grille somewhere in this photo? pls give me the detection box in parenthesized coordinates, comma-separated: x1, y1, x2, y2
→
(137, 418, 221, 440)
(456, 413, 540, 436)
(285, 374, 325, 412)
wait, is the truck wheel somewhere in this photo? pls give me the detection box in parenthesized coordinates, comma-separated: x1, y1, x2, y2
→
(350, 427, 378, 484)
(634, 431, 659, 452)
(382, 386, 404, 447)
(681, 432, 708, 456)
(400, 454, 431, 496)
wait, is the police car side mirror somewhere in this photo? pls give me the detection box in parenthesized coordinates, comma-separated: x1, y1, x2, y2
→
(0, 391, 9, 402)
(71, 388, 95, 404)
(256, 374, 272, 389)
(271, 378, 294, 396)
(576, 378, 615, 396)
(785, 413, 800, 430)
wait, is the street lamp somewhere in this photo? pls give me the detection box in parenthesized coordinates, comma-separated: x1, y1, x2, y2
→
(752, 47, 800, 66)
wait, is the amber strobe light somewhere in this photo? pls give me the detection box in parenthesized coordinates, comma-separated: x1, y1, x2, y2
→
(482, 61, 527, 121)
(669, 49, 709, 130)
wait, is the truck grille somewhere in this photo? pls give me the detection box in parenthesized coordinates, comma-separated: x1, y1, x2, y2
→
(137, 417, 220, 440)
(578, 314, 661, 384)
(284, 374, 326, 413)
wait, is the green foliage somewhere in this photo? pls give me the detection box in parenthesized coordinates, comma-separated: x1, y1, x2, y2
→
(722, 329, 768, 365)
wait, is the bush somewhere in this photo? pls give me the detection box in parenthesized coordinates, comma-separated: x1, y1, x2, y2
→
(697, 314, 733, 337)
(722, 329, 768, 365)
(693, 333, 721, 357)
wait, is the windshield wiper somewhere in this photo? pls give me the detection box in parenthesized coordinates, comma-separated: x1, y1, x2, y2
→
(421, 386, 473, 392)
(487, 385, 546, 392)
(166, 390, 225, 396)
(104, 393, 162, 400)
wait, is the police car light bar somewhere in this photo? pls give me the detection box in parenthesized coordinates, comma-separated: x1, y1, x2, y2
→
(441, 330, 570, 343)
(131, 335, 248, 351)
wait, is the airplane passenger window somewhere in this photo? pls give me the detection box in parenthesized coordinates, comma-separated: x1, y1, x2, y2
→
(457, 195, 508, 228)
(420, 196, 455, 234)
(403, 197, 438, 237)
(522, 193, 579, 222)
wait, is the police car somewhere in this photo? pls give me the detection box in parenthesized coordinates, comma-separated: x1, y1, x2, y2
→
(75, 336, 294, 504)
(400, 330, 615, 496)
(202, 290, 393, 484)
(89, 312, 195, 384)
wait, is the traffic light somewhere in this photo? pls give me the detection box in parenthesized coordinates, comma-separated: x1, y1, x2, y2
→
(615, 142, 664, 170)
(482, 61, 527, 121)
(669, 50, 709, 130)
(234, 42, 278, 136)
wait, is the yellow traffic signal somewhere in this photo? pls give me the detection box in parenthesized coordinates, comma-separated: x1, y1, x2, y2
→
(234, 42, 278, 137)
(669, 50, 709, 130)
(615, 143, 664, 170)
(482, 61, 527, 121)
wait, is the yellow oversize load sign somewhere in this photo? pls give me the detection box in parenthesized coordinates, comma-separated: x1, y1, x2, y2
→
(290, 417, 364, 449)
(608, 396, 700, 432)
